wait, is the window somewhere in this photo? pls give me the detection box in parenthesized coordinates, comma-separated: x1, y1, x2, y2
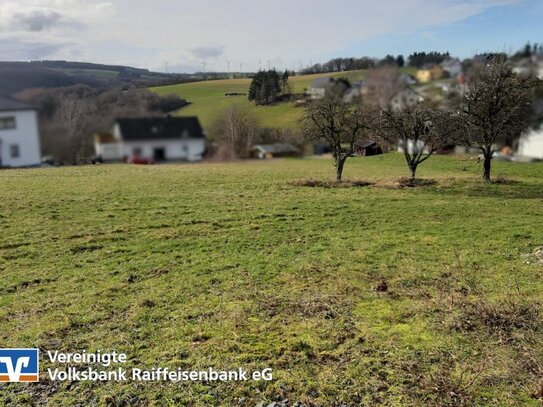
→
(10, 144, 20, 158)
(0, 116, 16, 130)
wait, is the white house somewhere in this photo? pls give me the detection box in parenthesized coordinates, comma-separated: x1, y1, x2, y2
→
(307, 77, 333, 100)
(0, 95, 41, 168)
(441, 58, 463, 78)
(516, 99, 543, 160)
(517, 126, 543, 160)
(95, 116, 206, 162)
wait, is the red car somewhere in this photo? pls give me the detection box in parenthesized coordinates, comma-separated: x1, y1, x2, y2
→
(127, 154, 155, 165)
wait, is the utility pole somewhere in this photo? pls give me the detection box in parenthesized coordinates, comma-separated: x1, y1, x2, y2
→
(258, 59, 262, 71)
(163, 61, 169, 73)
(239, 63, 243, 77)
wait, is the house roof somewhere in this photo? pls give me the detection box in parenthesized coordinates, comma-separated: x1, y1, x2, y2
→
(0, 95, 36, 112)
(355, 139, 378, 148)
(441, 58, 461, 68)
(116, 117, 204, 141)
(310, 77, 332, 89)
(252, 143, 299, 154)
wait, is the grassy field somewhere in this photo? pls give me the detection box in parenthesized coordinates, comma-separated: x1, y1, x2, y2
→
(1, 154, 543, 406)
(151, 68, 417, 130)
(50, 68, 121, 80)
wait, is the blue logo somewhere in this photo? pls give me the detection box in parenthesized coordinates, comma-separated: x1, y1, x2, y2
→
(0, 349, 39, 382)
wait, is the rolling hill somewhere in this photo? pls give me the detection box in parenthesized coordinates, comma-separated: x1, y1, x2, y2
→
(151, 70, 368, 130)
(0, 61, 201, 95)
(151, 68, 418, 131)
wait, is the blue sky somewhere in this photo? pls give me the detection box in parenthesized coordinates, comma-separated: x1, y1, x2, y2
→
(0, 0, 541, 72)
(338, 0, 543, 60)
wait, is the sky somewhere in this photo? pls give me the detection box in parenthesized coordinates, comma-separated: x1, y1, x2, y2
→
(0, 0, 542, 73)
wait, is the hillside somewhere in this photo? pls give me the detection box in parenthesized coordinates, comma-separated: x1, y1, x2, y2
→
(0, 61, 198, 95)
(151, 68, 419, 131)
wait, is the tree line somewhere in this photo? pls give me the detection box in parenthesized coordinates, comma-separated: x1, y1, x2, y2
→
(299, 52, 454, 74)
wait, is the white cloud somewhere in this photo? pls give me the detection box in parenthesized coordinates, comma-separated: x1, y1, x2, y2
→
(0, 0, 523, 71)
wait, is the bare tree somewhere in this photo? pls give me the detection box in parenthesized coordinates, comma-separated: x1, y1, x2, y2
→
(362, 66, 406, 108)
(300, 84, 374, 181)
(457, 56, 539, 181)
(376, 108, 458, 180)
(211, 106, 258, 159)
(57, 98, 89, 164)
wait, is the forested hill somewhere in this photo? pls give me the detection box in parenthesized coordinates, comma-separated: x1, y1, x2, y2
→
(0, 60, 196, 95)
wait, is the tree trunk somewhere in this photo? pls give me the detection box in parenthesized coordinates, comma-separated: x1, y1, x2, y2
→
(409, 164, 417, 180)
(335, 157, 345, 182)
(483, 150, 492, 182)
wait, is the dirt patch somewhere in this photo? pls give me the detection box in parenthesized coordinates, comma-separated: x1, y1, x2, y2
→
(491, 177, 521, 185)
(394, 178, 438, 188)
(290, 179, 373, 188)
(448, 298, 541, 341)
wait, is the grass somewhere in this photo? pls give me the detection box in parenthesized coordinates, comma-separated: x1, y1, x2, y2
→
(1, 154, 543, 406)
(151, 68, 417, 130)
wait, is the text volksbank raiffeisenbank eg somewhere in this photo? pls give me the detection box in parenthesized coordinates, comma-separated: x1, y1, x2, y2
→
(45, 351, 272, 382)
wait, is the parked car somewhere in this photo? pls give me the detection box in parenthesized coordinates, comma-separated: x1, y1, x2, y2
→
(127, 155, 155, 165)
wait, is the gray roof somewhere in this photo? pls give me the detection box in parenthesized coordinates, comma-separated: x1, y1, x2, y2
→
(310, 77, 332, 89)
(355, 139, 378, 148)
(441, 58, 461, 67)
(0, 95, 36, 112)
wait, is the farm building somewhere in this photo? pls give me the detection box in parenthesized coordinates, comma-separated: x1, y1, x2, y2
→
(251, 143, 300, 159)
(354, 140, 383, 156)
(0, 95, 41, 168)
(95, 116, 206, 163)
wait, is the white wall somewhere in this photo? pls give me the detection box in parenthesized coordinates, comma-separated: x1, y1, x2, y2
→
(95, 142, 122, 161)
(0, 110, 41, 167)
(121, 139, 205, 162)
(518, 127, 543, 159)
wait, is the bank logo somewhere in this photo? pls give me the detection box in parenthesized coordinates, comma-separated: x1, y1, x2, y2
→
(0, 349, 39, 382)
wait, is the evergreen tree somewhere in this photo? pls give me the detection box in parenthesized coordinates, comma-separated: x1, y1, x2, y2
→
(248, 70, 289, 105)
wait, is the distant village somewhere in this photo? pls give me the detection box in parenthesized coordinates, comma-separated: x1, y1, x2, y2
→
(1, 47, 543, 169)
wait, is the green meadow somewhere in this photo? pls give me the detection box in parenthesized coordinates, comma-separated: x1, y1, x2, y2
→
(1, 154, 542, 405)
(152, 69, 419, 130)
